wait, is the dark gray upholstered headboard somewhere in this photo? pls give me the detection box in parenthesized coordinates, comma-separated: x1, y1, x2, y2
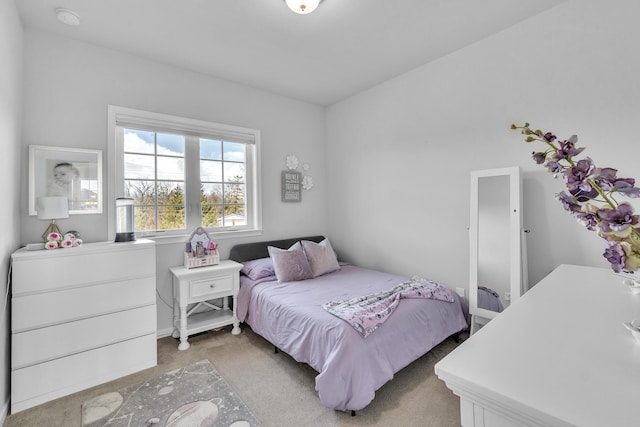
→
(229, 235, 325, 263)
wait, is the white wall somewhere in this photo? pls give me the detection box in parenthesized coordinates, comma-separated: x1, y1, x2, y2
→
(326, 0, 640, 289)
(0, 0, 23, 419)
(21, 29, 328, 334)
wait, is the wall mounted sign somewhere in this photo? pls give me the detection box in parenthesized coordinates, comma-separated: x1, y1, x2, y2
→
(282, 170, 302, 202)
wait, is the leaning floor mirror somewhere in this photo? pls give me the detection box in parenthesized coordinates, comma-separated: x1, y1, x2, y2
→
(469, 166, 527, 334)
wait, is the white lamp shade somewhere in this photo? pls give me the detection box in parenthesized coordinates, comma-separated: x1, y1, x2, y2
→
(37, 196, 69, 220)
(285, 0, 321, 14)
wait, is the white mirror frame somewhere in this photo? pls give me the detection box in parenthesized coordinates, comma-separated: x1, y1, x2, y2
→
(469, 166, 525, 330)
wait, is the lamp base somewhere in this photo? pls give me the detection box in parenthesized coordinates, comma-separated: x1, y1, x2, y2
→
(42, 220, 62, 242)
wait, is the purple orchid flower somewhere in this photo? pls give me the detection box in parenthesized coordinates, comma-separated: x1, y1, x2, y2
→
(594, 168, 640, 198)
(594, 168, 620, 191)
(557, 191, 582, 214)
(532, 152, 546, 164)
(555, 135, 585, 160)
(597, 203, 639, 234)
(570, 186, 599, 203)
(576, 210, 599, 231)
(545, 160, 563, 175)
(558, 192, 600, 230)
(603, 242, 626, 273)
(566, 157, 596, 192)
(566, 157, 599, 201)
(542, 132, 556, 143)
(615, 182, 640, 198)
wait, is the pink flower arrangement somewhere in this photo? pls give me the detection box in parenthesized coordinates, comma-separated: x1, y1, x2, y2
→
(44, 238, 60, 250)
(45, 231, 83, 250)
(46, 232, 62, 242)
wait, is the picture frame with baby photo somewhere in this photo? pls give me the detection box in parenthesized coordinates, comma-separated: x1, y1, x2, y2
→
(29, 145, 103, 215)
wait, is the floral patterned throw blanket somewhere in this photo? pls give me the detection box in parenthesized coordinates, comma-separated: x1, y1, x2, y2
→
(322, 276, 455, 338)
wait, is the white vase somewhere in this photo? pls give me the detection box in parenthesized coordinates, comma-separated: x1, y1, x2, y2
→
(619, 271, 640, 294)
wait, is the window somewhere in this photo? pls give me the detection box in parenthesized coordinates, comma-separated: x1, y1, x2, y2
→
(108, 106, 261, 239)
(200, 139, 247, 228)
(123, 129, 186, 231)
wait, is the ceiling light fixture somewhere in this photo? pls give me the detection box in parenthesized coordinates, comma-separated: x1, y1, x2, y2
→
(55, 8, 81, 26)
(285, 0, 323, 15)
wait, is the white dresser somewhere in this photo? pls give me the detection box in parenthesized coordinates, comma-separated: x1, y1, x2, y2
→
(10, 239, 157, 413)
(435, 264, 640, 427)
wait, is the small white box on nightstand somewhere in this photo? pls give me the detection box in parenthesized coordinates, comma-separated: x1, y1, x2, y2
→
(183, 252, 220, 269)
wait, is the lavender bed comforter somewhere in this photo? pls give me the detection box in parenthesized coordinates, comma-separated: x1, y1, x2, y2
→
(237, 264, 468, 411)
(478, 286, 505, 312)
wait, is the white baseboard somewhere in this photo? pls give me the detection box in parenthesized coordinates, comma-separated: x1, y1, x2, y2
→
(157, 327, 175, 339)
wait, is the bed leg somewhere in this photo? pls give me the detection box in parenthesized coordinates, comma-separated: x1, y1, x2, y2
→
(351, 410, 356, 417)
(274, 346, 279, 354)
(455, 332, 462, 343)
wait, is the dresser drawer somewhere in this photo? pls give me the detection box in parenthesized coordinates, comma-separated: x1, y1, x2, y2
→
(12, 276, 155, 332)
(11, 241, 155, 295)
(11, 334, 157, 413)
(12, 304, 157, 369)
(189, 275, 233, 300)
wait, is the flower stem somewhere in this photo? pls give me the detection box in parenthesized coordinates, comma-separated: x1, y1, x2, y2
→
(588, 179, 617, 210)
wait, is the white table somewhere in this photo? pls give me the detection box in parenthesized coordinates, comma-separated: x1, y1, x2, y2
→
(170, 260, 242, 350)
(435, 264, 640, 427)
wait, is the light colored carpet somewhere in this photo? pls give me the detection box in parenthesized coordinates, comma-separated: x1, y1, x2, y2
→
(4, 326, 463, 427)
(81, 359, 262, 427)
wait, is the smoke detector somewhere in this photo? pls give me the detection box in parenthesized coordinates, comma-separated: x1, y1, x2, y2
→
(55, 8, 81, 26)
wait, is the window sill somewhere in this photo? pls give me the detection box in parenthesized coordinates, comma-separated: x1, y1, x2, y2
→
(142, 229, 264, 246)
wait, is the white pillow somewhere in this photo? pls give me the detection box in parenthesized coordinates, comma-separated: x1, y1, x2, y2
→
(301, 238, 340, 278)
(267, 242, 313, 283)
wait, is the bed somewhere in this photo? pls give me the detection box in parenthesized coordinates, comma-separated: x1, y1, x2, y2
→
(478, 285, 504, 313)
(229, 235, 468, 413)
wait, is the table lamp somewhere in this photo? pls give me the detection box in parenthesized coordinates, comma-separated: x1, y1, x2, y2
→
(37, 196, 69, 241)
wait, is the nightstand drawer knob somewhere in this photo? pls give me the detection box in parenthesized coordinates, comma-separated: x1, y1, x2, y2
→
(209, 284, 215, 288)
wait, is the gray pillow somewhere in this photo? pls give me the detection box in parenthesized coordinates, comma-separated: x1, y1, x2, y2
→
(268, 242, 313, 283)
(301, 238, 340, 277)
(240, 257, 275, 280)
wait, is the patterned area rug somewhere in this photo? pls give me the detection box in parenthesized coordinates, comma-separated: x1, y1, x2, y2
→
(81, 359, 262, 427)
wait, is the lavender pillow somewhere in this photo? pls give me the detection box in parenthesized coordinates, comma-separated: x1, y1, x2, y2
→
(240, 257, 275, 280)
(301, 238, 340, 277)
(268, 242, 313, 283)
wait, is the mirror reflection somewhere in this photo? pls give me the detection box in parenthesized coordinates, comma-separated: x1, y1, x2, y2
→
(477, 175, 510, 313)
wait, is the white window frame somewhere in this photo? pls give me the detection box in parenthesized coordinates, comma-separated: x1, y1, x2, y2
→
(107, 105, 262, 243)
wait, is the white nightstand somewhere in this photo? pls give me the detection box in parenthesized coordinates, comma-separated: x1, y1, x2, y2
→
(169, 260, 243, 350)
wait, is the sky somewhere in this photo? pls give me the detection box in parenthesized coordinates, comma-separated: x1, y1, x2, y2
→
(123, 129, 246, 183)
